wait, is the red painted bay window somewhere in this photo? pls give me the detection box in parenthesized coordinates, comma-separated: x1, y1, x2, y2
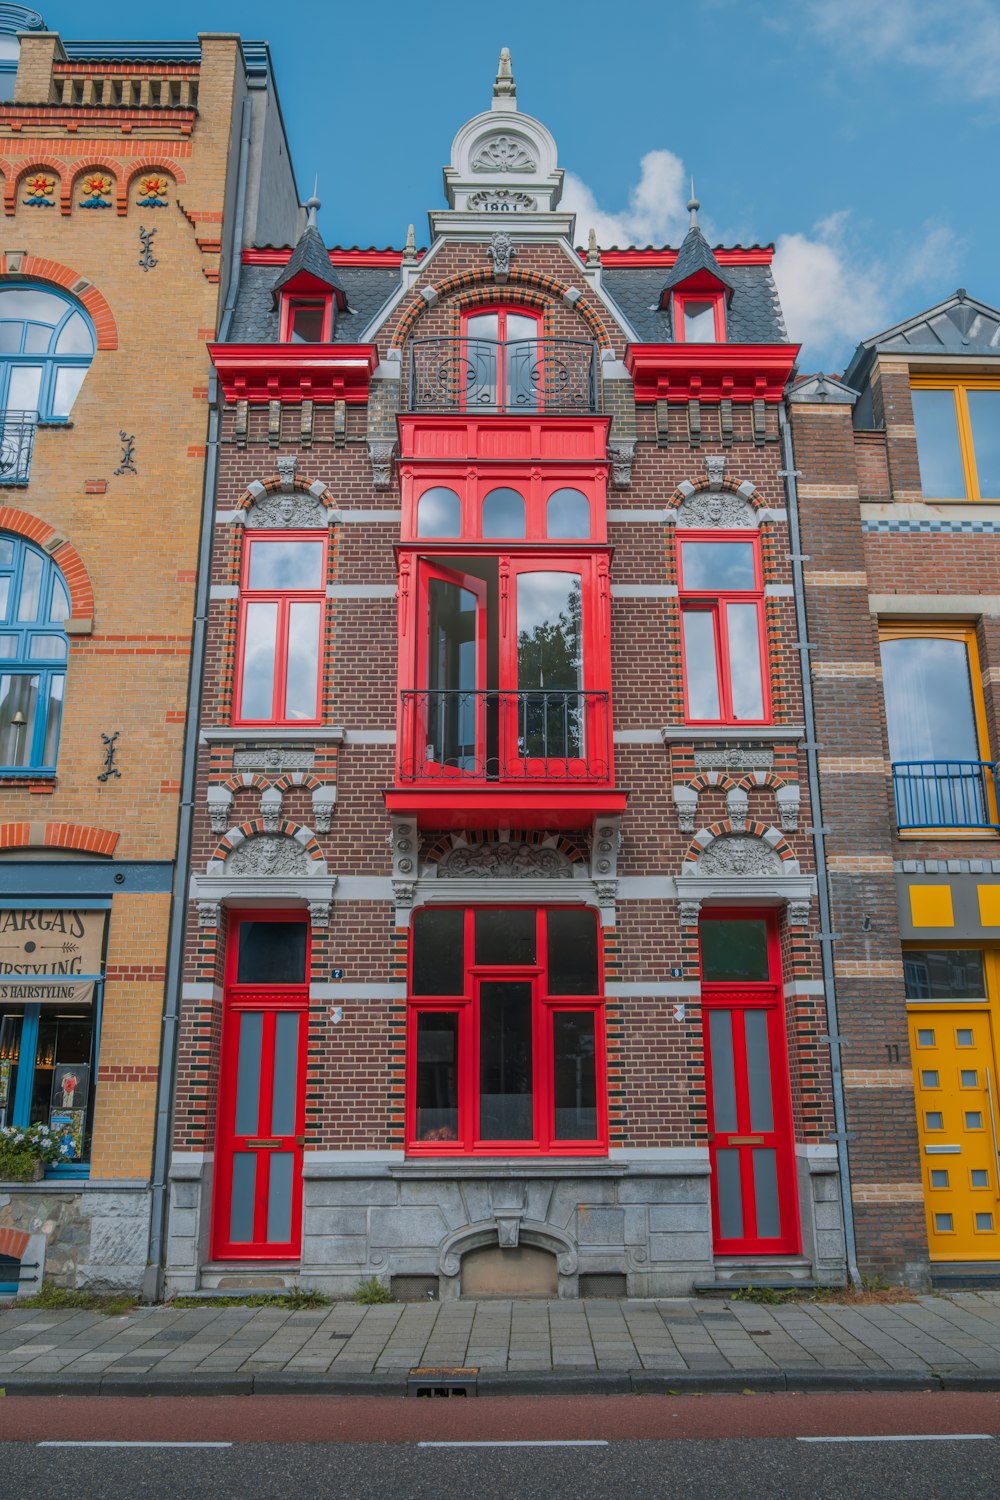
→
(407, 905, 607, 1154)
(678, 532, 769, 725)
(234, 532, 326, 726)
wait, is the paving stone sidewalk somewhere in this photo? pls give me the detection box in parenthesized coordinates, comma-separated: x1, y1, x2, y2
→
(4, 1291, 1000, 1393)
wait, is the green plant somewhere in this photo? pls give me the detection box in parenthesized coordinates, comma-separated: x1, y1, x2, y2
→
(16, 1282, 138, 1315)
(729, 1284, 784, 1305)
(0, 1123, 63, 1182)
(861, 1272, 889, 1293)
(170, 1289, 330, 1310)
(354, 1275, 393, 1305)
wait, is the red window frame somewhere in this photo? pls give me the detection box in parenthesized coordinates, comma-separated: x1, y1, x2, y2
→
(279, 294, 333, 344)
(678, 530, 770, 726)
(405, 905, 608, 1156)
(699, 909, 800, 1255)
(405, 467, 606, 544)
(673, 291, 726, 343)
(233, 530, 327, 728)
(460, 304, 544, 414)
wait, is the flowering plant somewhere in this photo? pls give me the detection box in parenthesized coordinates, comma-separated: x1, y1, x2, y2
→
(0, 1122, 62, 1181)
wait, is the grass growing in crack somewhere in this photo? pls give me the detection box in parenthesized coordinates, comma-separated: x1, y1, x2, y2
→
(8, 1281, 139, 1315)
(728, 1282, 914, 1307)
(353, 1275, 394, 1305)
(170, 1289, 331, 1310)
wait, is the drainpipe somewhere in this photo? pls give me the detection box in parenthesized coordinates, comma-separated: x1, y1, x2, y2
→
(143, 93, 253, 1301)
(779, 403, 862, 1289)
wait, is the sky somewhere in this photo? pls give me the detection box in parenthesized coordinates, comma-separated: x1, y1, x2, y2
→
(42, 0, 999, 372)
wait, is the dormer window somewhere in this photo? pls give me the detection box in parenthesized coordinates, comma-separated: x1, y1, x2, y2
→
(280, 295, 332, 344)
(676, 293, 724, 344)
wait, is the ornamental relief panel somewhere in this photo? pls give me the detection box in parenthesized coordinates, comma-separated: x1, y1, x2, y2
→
(694, 835, 783, 877)
(470, 135, 538, 172)
(675, 491, 756, 529)
(244, 492, 328, 529)
(224, 835, 313, 877)
(437, 842, 573, 879)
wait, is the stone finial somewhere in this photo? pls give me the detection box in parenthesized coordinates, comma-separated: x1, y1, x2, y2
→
(402, 222, 418, 267)
(492, 46, 517, 107)
(688, 179, 700, 230)
(586, 227, 601, 269)
(305, 179, 320, 229)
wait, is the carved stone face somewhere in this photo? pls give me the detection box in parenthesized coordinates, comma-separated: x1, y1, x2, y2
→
(707, 498, 724, 522)
(278, 497, 295, 525)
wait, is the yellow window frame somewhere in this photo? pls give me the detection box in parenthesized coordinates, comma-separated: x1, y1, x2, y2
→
(910, 375, 1000, 503)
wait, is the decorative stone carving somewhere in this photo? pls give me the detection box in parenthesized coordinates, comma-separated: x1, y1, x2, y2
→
(775, 783, 801, 832)
(368, 439, 395, 489)
(206, 786, 233, 835)
(673, 786, 699, 833)
(495, 1212, 522, 1249)
(276, 454, 297, 492)
(694, 746, 774, 772)
(224, 835, 312, 876)
(245, 492, 326, 529)
(704, 454, 726, 491)
(697, 836, 783, 877)
(311, 787, 337, 834)
(439, 1220, 577, 1280)
(308, 901, 331, 927)
(787, 898, 811, 928)
(675, 491, 755, 529)
(392, 879, 417, 908)
(725, 787, 749, 823)
(608, 440, 636, 490)
(678, 899, 702, 927)
(234, 748, 316, 772)
(259, 786, 283, 833)
(593, 880, 618, 906)
(468, 188, 536, 211)
(471, 135, 537, 172)
(438, 841, 572, 879)
(590, 820, 621, 879)
(487, 231, 516, 283)
(197, 901, 220, 928)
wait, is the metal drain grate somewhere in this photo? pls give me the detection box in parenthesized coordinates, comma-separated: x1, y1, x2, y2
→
(408, 1366, 479, 1397)
(391, 1274, 439, 1302)
(579, 1272, 627, 1298)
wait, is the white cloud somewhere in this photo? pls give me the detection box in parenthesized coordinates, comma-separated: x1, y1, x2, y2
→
(807, 0, 1000, 100)
(561, 149, 689, 247)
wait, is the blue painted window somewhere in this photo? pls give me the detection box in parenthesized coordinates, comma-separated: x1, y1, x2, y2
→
(0, 536, 69, 773)
(0, 284, 95, 421)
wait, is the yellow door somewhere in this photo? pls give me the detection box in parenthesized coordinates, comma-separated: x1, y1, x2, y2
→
(909, 1009, 1000, 1259)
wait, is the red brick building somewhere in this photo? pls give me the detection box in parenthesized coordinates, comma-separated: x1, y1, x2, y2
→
(164, 54, 848, 1298)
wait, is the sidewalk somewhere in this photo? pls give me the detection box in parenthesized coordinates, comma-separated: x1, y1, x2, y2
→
(4, 1292, 1000, 1396)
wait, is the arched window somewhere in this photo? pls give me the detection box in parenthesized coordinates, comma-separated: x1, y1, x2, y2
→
(546, 487, 590, 539)
(417, 486, 462, 537)
(0, 284, 96, 421)
(0, 535, 69, 771)
(482, 486, 526, 538)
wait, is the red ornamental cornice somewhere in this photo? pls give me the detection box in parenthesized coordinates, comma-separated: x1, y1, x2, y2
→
(208, 343, 379, 405)
(625, 343, 800, 405)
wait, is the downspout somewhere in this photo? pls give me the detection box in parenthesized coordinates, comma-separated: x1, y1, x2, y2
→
(779, 402, 862, 1289)
(144, 92, 253, 1301)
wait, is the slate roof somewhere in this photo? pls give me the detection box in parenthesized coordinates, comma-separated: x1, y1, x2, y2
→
(843, 290, 1000, 389)
(271, 223, 345, 304)
(600, 263, 788, 344)
(661, 226, 734, 295)
(229, 263, 401, 344)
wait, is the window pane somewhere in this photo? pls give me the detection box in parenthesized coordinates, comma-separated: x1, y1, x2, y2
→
(0, 673, 38, 765)
(248, 540, 324, 591)
(0, 1011, 22, 1129)
(753, 1148, 781, 1238)
(683, 300, 717, 342)
(0, 325, 20, 353)
(482, 487, 525, 537)
(0, 539, 14, 567)
(426, 578, 479, 769)
(415, 1012, 459, 1143)
(41, 674, 63, 766)
(744, 1011, 774, 1132)
(17, 548, 42, 621)
(7, 365, 41, 413)
(229, 1153, 256, 1243)
(504, 316, 539, 411)
(49, 575, 69, 623)
(701, 920, 771, 982)
(709, 1010, 738, 1132)
(412, 908, 465, 995)
(52, 365, 87, 418)
(881, 637, 979, 761)
(239, 601, 278, 719)
(715, 1148, 743, 1238)
(31, 1012, 93, 1162)
(517, 573, 583, 760)
(284, 601, 321, 721)
(547, 908, 599, 995)
(0, 288, 68, 324)
(234, 1012, 264, 1135)
(967, 389, 1000, 499)
(236, 921, 306, 985)
(288, 304, 325, 343)
(479, 979, 533, 1139)
(416, 486, 461, 537)
(727, 603, 765, 720)
(266, 1152, 294, 1243)
(0, 636, 15, 658)
(553, 1012, 597, 1139)
(54, 312, 92, 355)
(23, 324, 50, 354)
(682, 610, 721, 719)
(903, 950, 985, 1000)
(28, 635, 67, 660)
(546, 488, 590, 539)
(270, 1012, 300, 1135)
(681, 541, 756, 591)
(475, 908, 535, 966)
(912, 388, 966, 498)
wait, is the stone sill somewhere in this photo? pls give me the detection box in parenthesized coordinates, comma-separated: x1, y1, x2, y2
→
(0, 1177, 148, 1192)
(200, 726, 345, 745)
(660, 725, 805, 743)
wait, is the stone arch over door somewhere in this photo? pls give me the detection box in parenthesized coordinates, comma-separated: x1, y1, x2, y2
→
(438, 1219, 578, 1300)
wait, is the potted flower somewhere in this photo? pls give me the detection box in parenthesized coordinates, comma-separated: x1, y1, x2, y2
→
(0, 1123, 62, 1182)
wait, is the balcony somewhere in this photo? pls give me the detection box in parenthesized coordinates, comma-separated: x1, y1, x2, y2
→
(893, 760, 1000, 832)
(407, 337, 600, 415)
(0, 413, 35, 485)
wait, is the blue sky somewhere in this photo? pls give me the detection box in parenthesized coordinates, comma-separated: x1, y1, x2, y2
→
(45, 0, 998, 372)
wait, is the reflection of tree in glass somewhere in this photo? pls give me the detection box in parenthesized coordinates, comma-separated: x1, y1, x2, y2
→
(517, 579, 583, 760)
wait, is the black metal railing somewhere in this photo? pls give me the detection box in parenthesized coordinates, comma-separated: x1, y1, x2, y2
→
(0, 412, 35, 484)
(398, 688, 611, 782)
(407, 337, 600, 415)
(892, 760, 1000, 832)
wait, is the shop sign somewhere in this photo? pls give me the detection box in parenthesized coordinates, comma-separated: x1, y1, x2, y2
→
(0, 908, 107, 1005)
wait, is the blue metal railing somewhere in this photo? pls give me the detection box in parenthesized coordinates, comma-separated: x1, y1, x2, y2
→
(892, 760, 1000, 832)
(0, 411, 35, 485)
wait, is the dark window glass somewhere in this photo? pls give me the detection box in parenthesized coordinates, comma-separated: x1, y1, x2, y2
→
(479, 980, 533, 1139)
(475, 908, 536, 967)
(700, 919, 770, 983)
(547, 908, 599, 994)
(412, 908, 465, 995)
(0, 1007, 96, 1163)
(553, 1011, 597, 1138)
(236, 921, 307, 985)
(288, 302, 326, 343)
(415, 1012, 459, 1143)
(904, 950, 986, 1001)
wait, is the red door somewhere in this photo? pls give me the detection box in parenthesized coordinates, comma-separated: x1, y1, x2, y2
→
(414, 561, 487, 778)
(212, 916, 309, 1260)
(701, 913, 800, 1255)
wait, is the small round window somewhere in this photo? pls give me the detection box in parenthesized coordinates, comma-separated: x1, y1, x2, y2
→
(417, 486, 462, 537)
(482, 487, 525, 538)
(546, 488, 590, 539)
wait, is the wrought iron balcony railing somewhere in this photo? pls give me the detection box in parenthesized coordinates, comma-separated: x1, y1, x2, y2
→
(398, 688, 611, 783)
(0, 412, 35, 485)
(892, 760, 1000, 832)
(407, 337, 600, 415)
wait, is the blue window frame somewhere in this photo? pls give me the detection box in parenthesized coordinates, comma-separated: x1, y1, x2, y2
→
(0, 535, 69, 774)
(0, 283, 95, 422)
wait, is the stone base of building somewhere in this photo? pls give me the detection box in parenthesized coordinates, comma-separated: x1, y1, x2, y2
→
(165, 1147, 846, 1299)
(0, 1181, 151, 1293)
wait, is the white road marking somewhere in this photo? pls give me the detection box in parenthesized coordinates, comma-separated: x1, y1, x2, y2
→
(418, 1440, 609, 1448)
(38, 1441, 233, 1449)
(797, 1435, 993, 1443)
